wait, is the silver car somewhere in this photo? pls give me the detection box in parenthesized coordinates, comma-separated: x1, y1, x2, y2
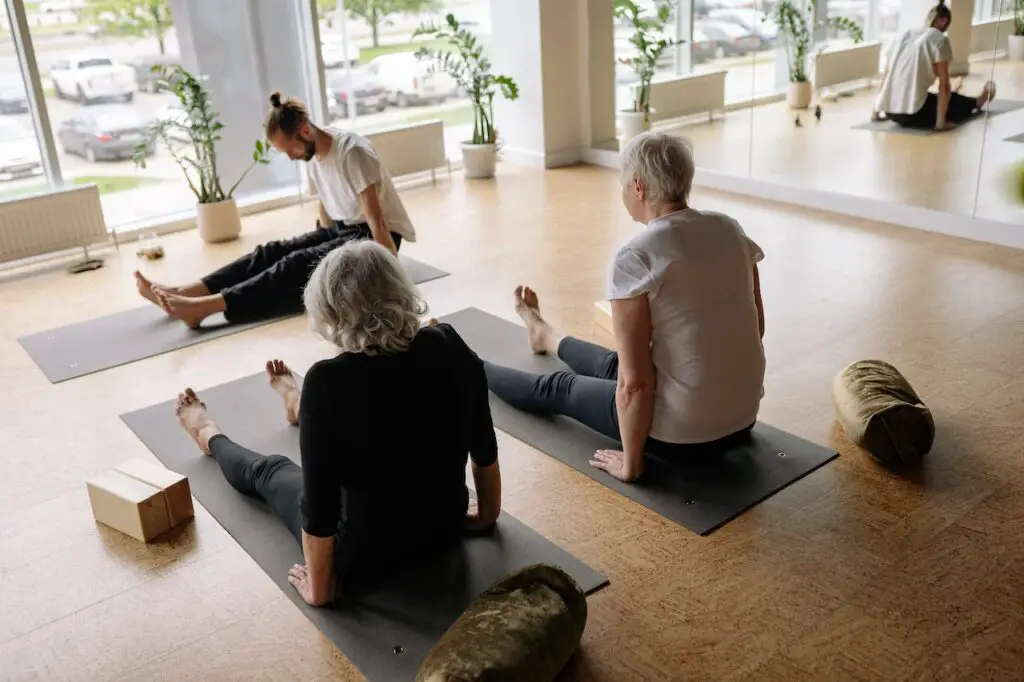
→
(0, 120, 43, 182)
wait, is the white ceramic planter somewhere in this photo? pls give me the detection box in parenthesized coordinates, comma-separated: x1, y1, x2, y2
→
(619, 111, 649, 142)
(788, 81, 812, 110)
(196, 198, 242, 243)
(1008, 34, 1024, 61)
(461, 142, 497, 179)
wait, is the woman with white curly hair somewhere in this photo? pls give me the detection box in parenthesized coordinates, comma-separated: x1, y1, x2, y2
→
(483, 132, 766, 483)
(173, 240, 502, 607)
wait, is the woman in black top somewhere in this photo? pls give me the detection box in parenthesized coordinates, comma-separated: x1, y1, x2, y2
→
(174, 240, 502, 607)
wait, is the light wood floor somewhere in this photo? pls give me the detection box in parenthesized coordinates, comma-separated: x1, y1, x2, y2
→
(2, 163, 1024, 681)
(677, 56, 1024, 225)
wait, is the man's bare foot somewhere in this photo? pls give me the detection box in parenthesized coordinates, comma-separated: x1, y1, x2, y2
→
(135, 271, 173, 309)
(175, 388, 222, 455)
(513, 285, 560, 355)
(156, 291, 225, 329)
(978, 81, 997, 110)
(266, 359, 301, 426)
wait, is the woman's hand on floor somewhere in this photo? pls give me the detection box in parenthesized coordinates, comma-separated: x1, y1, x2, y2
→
(289, 563, 328, 607)
(465, 499, 495, 531)
(590, 449, 644, 482)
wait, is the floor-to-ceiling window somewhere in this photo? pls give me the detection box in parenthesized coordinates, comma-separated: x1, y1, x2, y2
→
(1, 1, 48, 199)
(315, 0, 490, 160)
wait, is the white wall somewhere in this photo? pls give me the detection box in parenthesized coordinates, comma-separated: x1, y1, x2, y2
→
(898, 0, 975, 74)
(490, 0, 545, 162)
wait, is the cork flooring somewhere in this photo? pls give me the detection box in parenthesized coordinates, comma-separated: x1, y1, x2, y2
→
(1, 163, 1023, 681)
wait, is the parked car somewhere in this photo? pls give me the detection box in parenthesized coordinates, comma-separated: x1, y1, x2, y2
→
(57, 106, 155, 163)
(0, 76, 29, 115)
(697, 18, 763, 57)
(326, 68, 389, 119)
(130, 54, 182, 94)
(691, 27, 720, 64)
(153, 101, 192, 144)
(320, 39, 359, 69)
(708, 9, 778, 46)
(0, 119, 43, 182)
(50, 55, 137, 105)
(367, 52, 457, 107)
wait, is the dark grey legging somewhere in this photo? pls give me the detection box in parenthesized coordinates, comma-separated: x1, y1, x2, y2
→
(483, 337, 751, 457)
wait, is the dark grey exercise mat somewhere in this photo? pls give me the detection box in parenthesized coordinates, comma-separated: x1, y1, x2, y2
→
(120, 372, 608, 682)
(1004, 132, 1024, 143)
(440, 307, 839, 536)
(18, 256, 448, 384)
(851, 99, 1024, 135)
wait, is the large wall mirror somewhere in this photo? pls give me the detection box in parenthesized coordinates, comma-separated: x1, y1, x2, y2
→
(607, 0, 1023, 230)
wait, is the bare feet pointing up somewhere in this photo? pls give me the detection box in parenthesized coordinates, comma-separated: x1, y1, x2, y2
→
(266, 359, 301, 426)
(513, 285, 562, 355)
(175, 388, 222, 455)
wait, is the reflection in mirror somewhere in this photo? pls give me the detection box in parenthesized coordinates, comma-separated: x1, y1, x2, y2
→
(746, 0, 1008, 222)
(612, 0, 756, 179)
(973, 0, 1024, 223)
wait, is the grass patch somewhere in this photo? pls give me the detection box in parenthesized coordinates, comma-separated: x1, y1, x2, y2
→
(0, 182, 48, 201)
(72, 175, 162, 194)
(403, 103, 474, 128)
(358, 38, 452, 64)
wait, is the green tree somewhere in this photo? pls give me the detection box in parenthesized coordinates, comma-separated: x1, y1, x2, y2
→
(84, 0, 173, 55)
(319, 0, 440, 48)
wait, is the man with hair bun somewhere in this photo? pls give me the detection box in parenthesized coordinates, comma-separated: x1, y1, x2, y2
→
(133, 92, 415, 329)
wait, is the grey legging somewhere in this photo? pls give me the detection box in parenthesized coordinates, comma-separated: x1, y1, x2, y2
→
(483, 336, 752, 457)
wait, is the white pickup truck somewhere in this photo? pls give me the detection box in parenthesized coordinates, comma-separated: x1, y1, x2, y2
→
(50, 55, 137, 105)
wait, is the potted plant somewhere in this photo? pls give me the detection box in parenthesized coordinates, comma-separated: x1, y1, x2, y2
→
(1009, 0, 1024, 60)
(413, 14, 519, 179)
(614, 0, 681, 142)
(770, 0, 863, 109)
(133, 65, 270, 243)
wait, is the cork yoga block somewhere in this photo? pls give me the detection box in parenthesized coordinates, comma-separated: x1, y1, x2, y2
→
(86, 459, 194, 542)
(832, 359, 934, 469)
(416, 563, 588, 682)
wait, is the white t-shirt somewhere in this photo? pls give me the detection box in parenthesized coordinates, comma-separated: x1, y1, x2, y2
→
(606, 209, 766, 444)
(874, 27, 953, 115)
(308, 130, 416, 243)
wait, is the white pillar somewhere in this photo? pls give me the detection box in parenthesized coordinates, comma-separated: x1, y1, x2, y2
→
(169, 0, 311, 196)
(898, 0, 974, 75)
(490, 0, 611, 167)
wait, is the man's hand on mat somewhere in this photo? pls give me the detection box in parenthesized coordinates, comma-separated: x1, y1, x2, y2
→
(289, 563, 326, 606)
(590, 449, 644, 482)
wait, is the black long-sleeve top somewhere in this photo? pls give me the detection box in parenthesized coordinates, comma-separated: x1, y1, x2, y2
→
(298, 323, 498, 543)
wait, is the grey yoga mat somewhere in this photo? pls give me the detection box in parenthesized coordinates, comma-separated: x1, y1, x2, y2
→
(18, 256, 448, 384)
(120, 372, 608, 682)
(851, 99, 1024, 135)
(439, 307, 839, 536)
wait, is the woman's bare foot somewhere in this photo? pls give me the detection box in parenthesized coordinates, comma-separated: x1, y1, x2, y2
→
(156, 291, 224, 330)
(266, 359, 301, 426)
(175, 388, 222, 455)
(513, 285, 561, 355)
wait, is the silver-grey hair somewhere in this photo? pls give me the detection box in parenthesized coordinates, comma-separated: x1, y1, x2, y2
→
(620, 132, 695, 206)
(303, 240, 427, 355)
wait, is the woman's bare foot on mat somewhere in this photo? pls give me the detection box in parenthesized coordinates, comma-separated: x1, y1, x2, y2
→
(135, 271, 173, 308)
(513, 285, 561, 355)
(267, 359, 301, 426)
(175, 388, 222, 455)
(156, 291, 223, 329)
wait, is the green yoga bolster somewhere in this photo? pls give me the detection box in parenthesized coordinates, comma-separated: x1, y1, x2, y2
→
(416, 563, 588, 682)
(832, 359, 935, 468)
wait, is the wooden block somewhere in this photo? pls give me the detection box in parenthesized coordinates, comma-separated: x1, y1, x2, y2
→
(86, 470, 171, 542)
(594, 300, 613, 335)
(115, 458, 195, 528)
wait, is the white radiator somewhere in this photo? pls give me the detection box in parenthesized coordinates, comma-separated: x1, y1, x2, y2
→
(0, 184, 108, 265)
(813, 41, 883, 91)
(364, 119, 448, 182)
(643, 70, 727, 124)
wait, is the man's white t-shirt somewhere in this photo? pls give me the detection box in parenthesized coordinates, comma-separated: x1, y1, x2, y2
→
(874, 27, 953, 115)
(308, 129, 416, 243)
(606, 209, 766, 444)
